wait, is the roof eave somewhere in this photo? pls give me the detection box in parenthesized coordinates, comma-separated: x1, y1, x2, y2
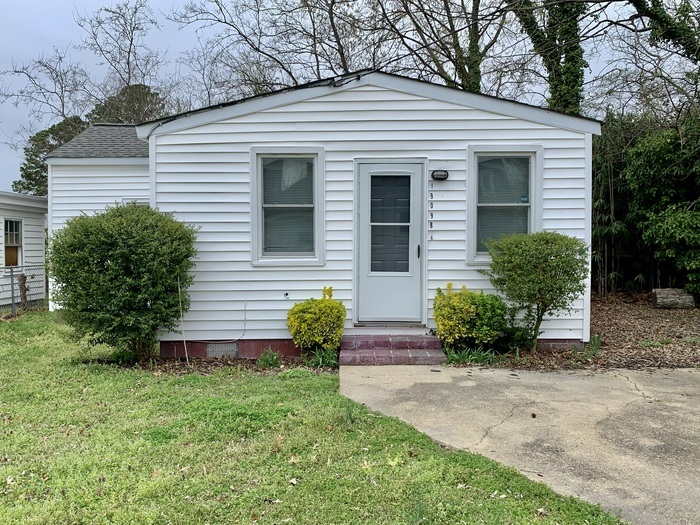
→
(0, 192, 48, 212)
(46, 157, 149, 165)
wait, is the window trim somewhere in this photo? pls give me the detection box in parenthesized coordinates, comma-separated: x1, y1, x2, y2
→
(4, 218, 23, 267)
(466, 145, 543, 265)
(250, 146, 325, 266)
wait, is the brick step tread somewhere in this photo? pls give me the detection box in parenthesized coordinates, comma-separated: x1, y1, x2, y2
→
(341, 334, 441, 350)
(340, 348, 445, 366)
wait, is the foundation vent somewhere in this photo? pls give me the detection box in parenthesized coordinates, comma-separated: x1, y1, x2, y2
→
(207, 342, 238, 358)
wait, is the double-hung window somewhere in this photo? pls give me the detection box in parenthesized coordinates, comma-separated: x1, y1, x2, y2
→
(4, 219, 22, 267)
(467, 145, 542, 263)
(252, 147, 325, 264)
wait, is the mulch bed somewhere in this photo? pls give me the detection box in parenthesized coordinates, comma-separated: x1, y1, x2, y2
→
(141, 293, 700, 375)
(498, 293, 700, 371)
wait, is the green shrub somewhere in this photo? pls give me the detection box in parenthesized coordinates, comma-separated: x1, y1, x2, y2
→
(481, 231, 588, 351)
(493, 319, 536, 356)
(643, 204, 700, 294)
(48, 203, 197, 360)
(433, 283, 508, 350)
(287, 287, 346, 354)
(257, 349, 281, 369)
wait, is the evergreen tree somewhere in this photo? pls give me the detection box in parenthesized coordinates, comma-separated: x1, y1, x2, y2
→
(12, 116, 88, 196)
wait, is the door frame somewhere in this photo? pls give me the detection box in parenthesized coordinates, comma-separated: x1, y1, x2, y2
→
(353, 158, 428, 325)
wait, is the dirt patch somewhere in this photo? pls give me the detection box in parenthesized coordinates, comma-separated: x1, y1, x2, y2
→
(500, 293, 700, 371)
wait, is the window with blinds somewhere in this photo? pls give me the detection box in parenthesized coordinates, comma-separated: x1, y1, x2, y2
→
(476, 156, 531, 253)
(261, 157, 315, 256)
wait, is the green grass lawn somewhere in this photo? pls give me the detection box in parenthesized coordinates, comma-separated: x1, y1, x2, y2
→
(0, 312, 624, 525)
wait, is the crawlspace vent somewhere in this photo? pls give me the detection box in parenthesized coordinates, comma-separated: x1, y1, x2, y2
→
(207, 342, 238, 358)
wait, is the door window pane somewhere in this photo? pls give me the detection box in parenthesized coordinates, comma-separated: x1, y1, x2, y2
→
(371, 175, 410, 224)
(371, 225, 409, 272)
(370, 175, 411, 272)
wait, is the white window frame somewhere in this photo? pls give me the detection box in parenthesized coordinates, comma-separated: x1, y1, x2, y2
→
(4, 218, 23, 267)
(250, 146, 325, 266)
(467, 145, 543, 264)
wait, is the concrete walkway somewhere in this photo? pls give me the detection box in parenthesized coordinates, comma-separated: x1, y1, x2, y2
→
(340, 366, 700, 525)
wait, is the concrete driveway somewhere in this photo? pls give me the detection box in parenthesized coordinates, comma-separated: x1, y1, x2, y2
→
(340, 366, 700, 525)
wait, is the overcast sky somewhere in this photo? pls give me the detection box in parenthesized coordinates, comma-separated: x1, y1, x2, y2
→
(0, 1, 189, 192)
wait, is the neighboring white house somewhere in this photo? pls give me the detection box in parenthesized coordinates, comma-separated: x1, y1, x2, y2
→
(46, 71, 601, 358)
(0, 191, 48, 306)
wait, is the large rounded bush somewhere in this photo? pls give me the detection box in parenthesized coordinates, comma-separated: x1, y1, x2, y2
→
(481, 231, 588, 351)
(48, 203, 197, 359)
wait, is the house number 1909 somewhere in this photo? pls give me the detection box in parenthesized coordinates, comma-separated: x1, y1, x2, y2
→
(428, 183, 435, 234)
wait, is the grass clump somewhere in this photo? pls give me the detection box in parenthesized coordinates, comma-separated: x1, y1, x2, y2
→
(640, 338, 674, 347)
(444, 345, 506, 365)
(0, 312, 624, 524)
(304, 347, 339, 368)
(257, 348, 282, 369)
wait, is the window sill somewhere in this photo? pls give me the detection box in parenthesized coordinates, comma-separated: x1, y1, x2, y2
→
(252, 257, 325, 267)
(466, 255, 492, 267)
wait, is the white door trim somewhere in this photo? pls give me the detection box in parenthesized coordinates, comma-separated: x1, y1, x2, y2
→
(353, 158, 427, 324)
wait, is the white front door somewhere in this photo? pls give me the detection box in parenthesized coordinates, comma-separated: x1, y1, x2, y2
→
(357, 161, 423, 322)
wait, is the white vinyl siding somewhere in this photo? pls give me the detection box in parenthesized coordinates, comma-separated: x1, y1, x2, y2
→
(48, 161, 150, 235)
(145, 83, 592, 343)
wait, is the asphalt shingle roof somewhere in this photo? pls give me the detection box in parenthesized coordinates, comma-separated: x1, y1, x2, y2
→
(47, 124, 149, 159)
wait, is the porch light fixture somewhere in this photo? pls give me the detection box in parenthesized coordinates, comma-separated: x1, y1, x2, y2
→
(431, 170, 449, 180)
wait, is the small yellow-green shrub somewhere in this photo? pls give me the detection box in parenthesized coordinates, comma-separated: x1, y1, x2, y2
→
(287, 287, 346, 353)
(433, 283, 508, 348)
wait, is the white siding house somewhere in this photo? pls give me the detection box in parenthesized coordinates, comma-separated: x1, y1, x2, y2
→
(0, 192, 48, 306)
(47, 72, 601, 358)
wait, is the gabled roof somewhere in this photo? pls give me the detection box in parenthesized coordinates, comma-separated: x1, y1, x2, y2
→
(46, 124, 148, 159)
(137, 70, 601, 138)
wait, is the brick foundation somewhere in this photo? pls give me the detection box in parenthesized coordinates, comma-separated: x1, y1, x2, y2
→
(535, 339, 584, 352)
(159, 336, 583, 361)
(159, 339, 301, 360)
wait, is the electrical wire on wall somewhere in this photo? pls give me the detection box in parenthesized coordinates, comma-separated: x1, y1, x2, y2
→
(178, 298, 249, 347)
